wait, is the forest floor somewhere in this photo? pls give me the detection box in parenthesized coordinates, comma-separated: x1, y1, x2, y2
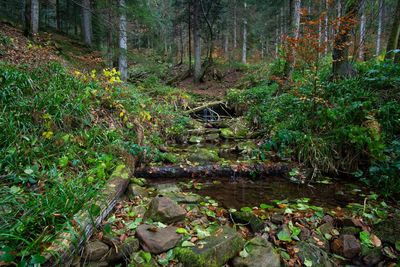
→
(1, 23, 400, 267)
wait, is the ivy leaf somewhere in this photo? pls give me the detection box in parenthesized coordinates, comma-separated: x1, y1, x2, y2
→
(176, 228, 189, 235)
(360, 231, 373, 247)
(277, 229, 292, 242)
(260, 203, 273, 210)
(239, 248, 249, 258)
(240, 207, 253, 212)
(304, 258, 313, 267)
(181, 241, 195, 247)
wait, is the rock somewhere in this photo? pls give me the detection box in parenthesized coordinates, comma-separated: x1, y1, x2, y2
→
(362, 247, 384, 266)
(220, 128, 235, 139)
(232, 211, 264, 233)
(295, 241, 333, 267)
(83, 240, 109, 262)
(341, 226, 360, 235)
(128, 184, 148, 199)
(144, 197, 186, 224)
(132, 205, 147, 218)
(106, 237, 140, 262)
(318, 222, 334, 236)
(188, 148, 220, 163)
(331, 234, 361, 259)
(136, 224, 182, 254)
(175, 226, 244, 267)
(155, 183, 181, 194)
(205, 133, 220, 142)
(189, 136, 203, 144)
(162, 191, 202, 204)
(232, 237, 280, 267)
(300, 227, 311, 241)
(323, 215, 334, 224)
(270, 213, 285, 225)
(373, 214, 400, 244)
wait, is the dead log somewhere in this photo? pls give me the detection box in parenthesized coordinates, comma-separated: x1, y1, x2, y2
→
(184, 101, 226, 115)
(43, 165, 131, 267)
(135, 162, 290, 179)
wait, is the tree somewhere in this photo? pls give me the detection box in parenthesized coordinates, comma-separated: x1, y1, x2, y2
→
(242, 1, 247, 64)
(358, 0, 366, 60)
(193, 0, 202, 83)
(385, 0, 400, 60)
(332, 0, 360, 79)
(118, 0, 128, 81)
(376, 0, 384, 56)
(31, 0, 39, 35)
(82, 0, 92, 47)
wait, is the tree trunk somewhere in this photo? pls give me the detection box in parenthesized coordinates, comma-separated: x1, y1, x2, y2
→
(31, 0, 39, 35)
(324, 0, 329, 55)
(193, 0, 202, 83)
(242, 2, 247, 64)
(118, 0, 128, 81)
(395, 35, 400, 63)
(358, 0, 366, 60)
(188, 0, 192, 71)
(376, 0, 383, 56)
(385, 0, 400, 60)
(234, 0, 237, 49)
(82, 0, 92, 47)
(332, 1, 360, 79)
(224, 32, 229, 56)
(56, 0, 61, 31)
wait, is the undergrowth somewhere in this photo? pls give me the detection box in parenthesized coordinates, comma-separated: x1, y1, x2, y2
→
(228, 60, 400, 197)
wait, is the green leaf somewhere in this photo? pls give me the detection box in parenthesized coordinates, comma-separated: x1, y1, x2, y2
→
(141, 251, 152, 263)
(240, 207, 253, 212)
(304, 258, 313, 267)
(176, 228, 189, 235)
(89, 204, 101, 217)
(195, 227, 211, 239)
(24, 168, 34, 175)
(280, 250, 291, 260)
(239, 248, 249, 258)
(181, 241, 195, 247)
(277, 229, 292, 242)
(260, 203, 273, 210)
(288, 221, 301, 237)
(360, 231, 373, 247)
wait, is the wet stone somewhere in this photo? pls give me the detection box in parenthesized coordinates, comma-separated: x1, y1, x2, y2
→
(295, 241, 333, 267)
(232, 211, 264, 233)
(144, 196, 186, 224)
(331, 234, 361, 259)
(175, 226, 244, 267)
(232, 236, 280, 267)
(136, 224, 181, 254)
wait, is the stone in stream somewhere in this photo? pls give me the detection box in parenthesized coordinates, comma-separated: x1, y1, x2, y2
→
(136, 224, 182, 254)
(175, 226, 245, 267)
(128, 184, 148, 199)
(232, 236, 280, 267)
(83, 240, 109, 262)
(295, 241, 333, 267)
(188, 148, 220, 163)
(144, 196, 186, 224)
(330, 234, 361, 259)
(231, 211, 265, 233)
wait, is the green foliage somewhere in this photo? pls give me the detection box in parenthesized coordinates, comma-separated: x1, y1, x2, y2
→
(228, 60, 400, 196)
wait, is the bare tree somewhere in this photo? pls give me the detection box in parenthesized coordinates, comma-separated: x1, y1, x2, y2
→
(376, 0, 384, 56)
(82, 0, 92, 47)
(193, 0, 202, 83)
(358, 0, 366, 60)
(118, 0, 128, 81)
(31, 0, 39, 35)
(242, 1, 247, 64)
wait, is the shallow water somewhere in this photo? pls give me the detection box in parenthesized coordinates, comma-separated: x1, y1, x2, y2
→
(151, 176, 368, 210)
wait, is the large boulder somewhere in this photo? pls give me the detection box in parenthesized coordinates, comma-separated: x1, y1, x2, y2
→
(83, 240, 109, 262)
(295, 241, 333, 267)
(144, 197, 186, 224)
(331, 234, 361, 259)
(232, 236, 280, 267)
(136, 224, 182, 254)
(175, 226, 244, 267)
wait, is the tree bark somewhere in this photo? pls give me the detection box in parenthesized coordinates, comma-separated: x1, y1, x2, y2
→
(56, 0, 61, 31)
(385, 0, 400, 60)
(376, 0, 383, 56)
(188, 0, 192, 71)
(242, 2, 247, 64)
(118, 0, 128, 81)
(324, 0, 329, 55)
(193, 0, 202, 83)
(82, 0, 92, 47)
(234, 0, 237, 49)
(358, 0, 366, 60)
(332, 0, 360, 79)
(31, 0, 39, 35)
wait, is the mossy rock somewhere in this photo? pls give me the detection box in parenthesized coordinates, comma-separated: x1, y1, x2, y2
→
(189, 136, 204, 144)
(188, 148, 220, 163)
(175, 226, 244, 267)
(232, 211, 264, 233)
(220, 128, 235, 139)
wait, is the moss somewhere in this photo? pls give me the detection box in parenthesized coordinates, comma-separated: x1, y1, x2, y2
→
(175, 247, 211, 267)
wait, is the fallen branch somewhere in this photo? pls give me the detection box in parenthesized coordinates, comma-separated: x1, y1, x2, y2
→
(135, 162, 291, 179)
(184, 100, 226, 115)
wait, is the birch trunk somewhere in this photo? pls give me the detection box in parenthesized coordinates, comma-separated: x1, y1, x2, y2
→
(359, 1, 366, 60)
(31, 0, 39, 35)
(82, 0, 92, 46)
(118, 0, 128, 81)
(242, 2, 247, 64)
(376, 0, 383, 56)
(193, 0, 202, 83)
